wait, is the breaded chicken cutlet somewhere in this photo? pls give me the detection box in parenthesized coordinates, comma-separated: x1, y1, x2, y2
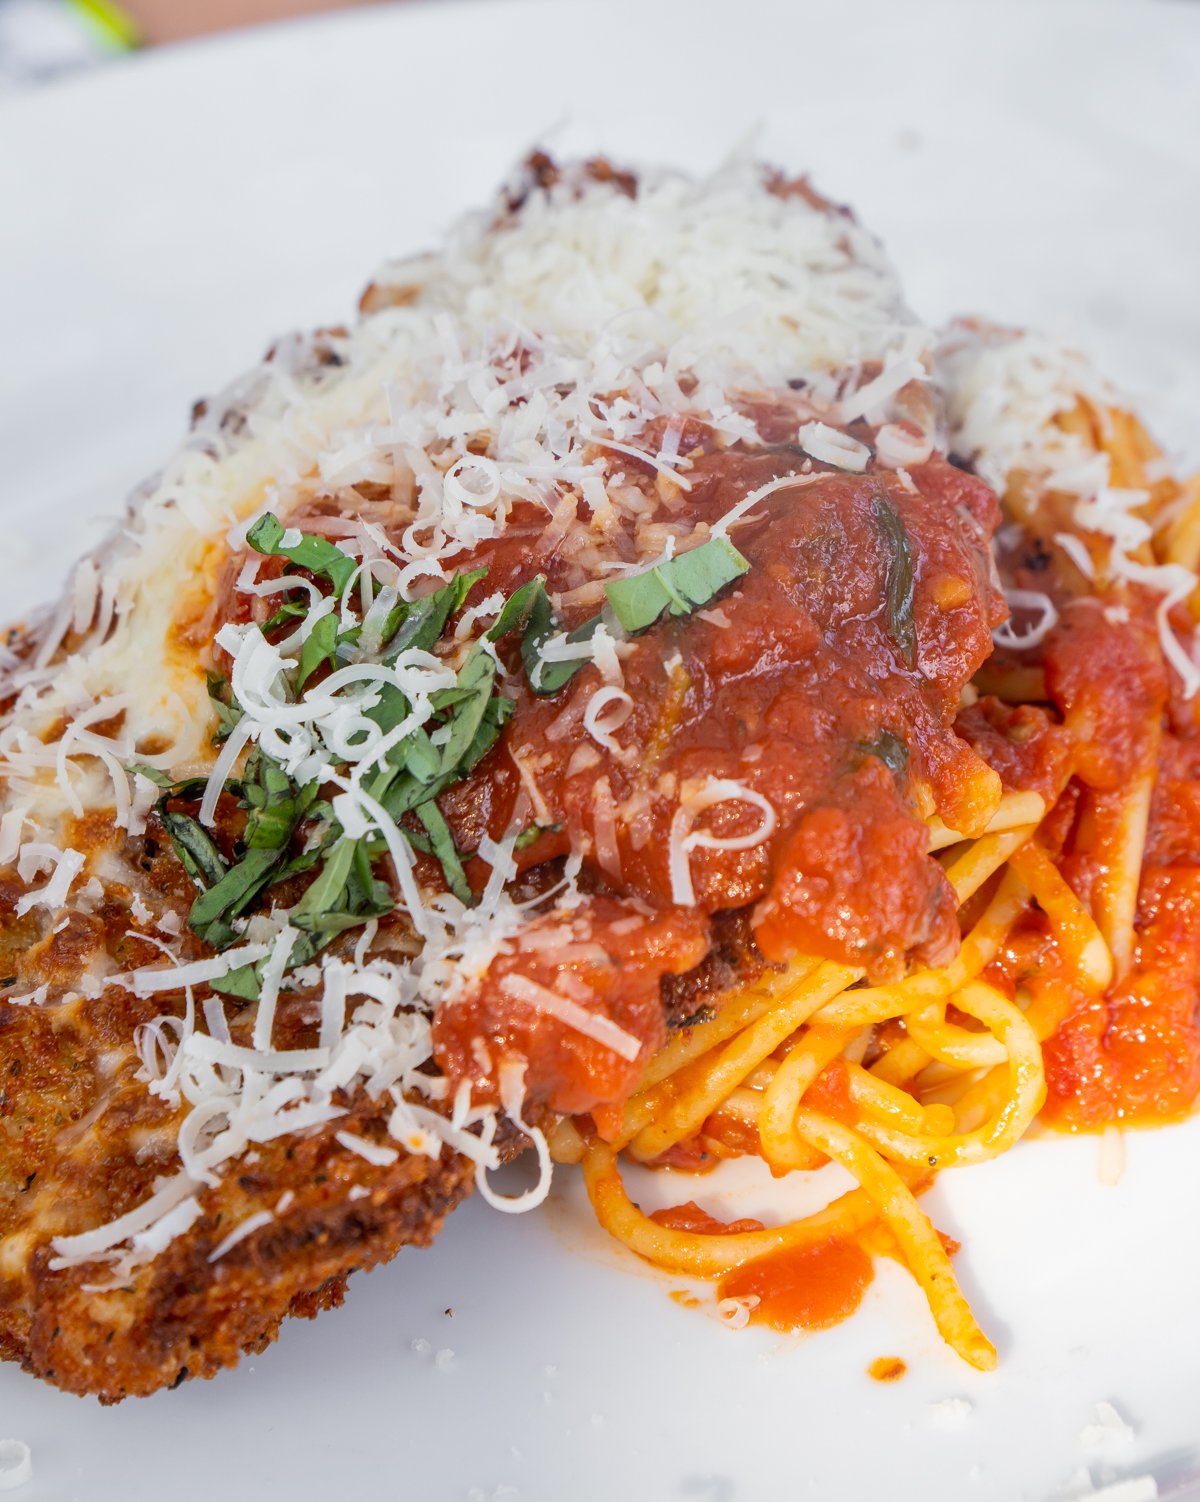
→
(1, 152, 1012, 1397)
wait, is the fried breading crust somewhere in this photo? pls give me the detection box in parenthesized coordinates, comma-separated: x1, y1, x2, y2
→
(0, 985, 484, 1402)
(0, 840, 763, 1400)
(0, 924, 751, 1401)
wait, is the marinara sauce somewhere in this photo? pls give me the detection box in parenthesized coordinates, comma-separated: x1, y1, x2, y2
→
(976, 535, 1200, 1129)
(432, 429, 1005, 1116)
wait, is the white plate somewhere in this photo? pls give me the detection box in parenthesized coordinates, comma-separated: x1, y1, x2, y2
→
(3, 3, 1200, 1498)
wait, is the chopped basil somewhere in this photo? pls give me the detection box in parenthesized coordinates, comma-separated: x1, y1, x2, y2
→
(189, 846, 290, 948)
(204, 673, 243, 742)
(435, 644, 497, 774)
(295, 613, 339, 691)
(241, 751, 318, 850)
(400, 727, 441, 785)
(603, 535, 749, 634)
(857, 730, 909, 778)
(247, 513, 358, 596)
(186, 752, 315, 946)
(517, 581, 603, 695)
(130, 763, 186, 792)
(514, 821, 562, 850)
(485, 573, 551, 644)
(209, 964, 262, 1001)
(160, 811, 228, 889)
(257, 601, 307, 635)
(133, 765, 238, 892)
(284, 833, 392, 949)
(384, 569, 487, 663)
(414, 799, 473, 905)
(873, 495, 917, 670)
(288, 836, 360, 934)
(167, 530, 753, 982)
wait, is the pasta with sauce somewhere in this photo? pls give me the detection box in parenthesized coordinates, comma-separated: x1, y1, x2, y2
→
(545, 322, 1200, 1369)
(1, 154, 1197, 1399)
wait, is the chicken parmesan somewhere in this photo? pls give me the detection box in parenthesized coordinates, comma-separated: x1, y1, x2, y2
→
(1, 154, 1197, 1399)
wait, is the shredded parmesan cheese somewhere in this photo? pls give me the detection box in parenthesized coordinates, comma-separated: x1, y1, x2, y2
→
(797, 421, 871, 472)
(0, 1440, 32, 1493)
(938, 323, 1199, 693)
(499, 973, 643, 1061)
(6, 156, 943, 1269)
(668, 778, 777, 906)
(335, 1130, 401, 1167)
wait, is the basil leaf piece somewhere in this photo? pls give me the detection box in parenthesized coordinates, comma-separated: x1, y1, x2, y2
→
(188, 846, 289, 945)
(532, 619, 603, 695)
(241, 752, 307, 851)
(365, 681, 413, 737)
(349, 837, 392, 913)
(296, 612, 339, 691)
(514, 821, 562, 850)
(402, 727, 441, 784)
(437, 644, 496, 776)
(603, 535, 750, 634)
(873, 495, 917, 670)
(285, 931, 336, 970)
(247, 513, 358, 596)
(269, 845, 325, 884)
(519, 579, 603, 696)
(161, 811, 228, 889)
(518, 580, 558, 686)
(129, 763, 175, 790)
(384, 568, 487, 664)
(377, 695, 512, 828)
(135, 768, 228, 805)
(287, 836, 392, 936)
(415, 799, 472, 905)
(257, 601, 307, 635)
(857, 730, 909, 778)
(209, 965, 262, 1001)
(205, 672, 244, 743)
(376, 769, 441, 824)
(170, 561, 525, 959)
(459, 693, 513, 772)
(480, 573, 600, 695)
(288, 836, 357, 932)
(488, 575, 548, 641)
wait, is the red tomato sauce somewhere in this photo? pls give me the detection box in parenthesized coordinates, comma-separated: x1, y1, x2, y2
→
(431, 896, 708, 1115)
(1043, 601, 1200, 1125)
(649, 1202, 766, 1236)
(447, 451, 1003, 976)
(1043, 857, 1200, 1127)
(222, 421, 1006, 1119)
(718, 1237, 874, 1334)
(986, 544, 1200, 1128)
(430, 438, 1005, 1112)
(802, 1057, 857, 1128)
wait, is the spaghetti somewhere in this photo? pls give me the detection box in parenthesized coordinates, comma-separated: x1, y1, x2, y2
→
(548, 352, 1200, 1370)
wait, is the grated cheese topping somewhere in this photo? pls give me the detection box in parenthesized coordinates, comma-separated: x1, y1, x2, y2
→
(6, 155, 944, 1269)
(0, 1439, 32, 1494)
(2, 157, 931, 828)
(937, 322, 1199, 693)
(668, 778, 778, 907)
(1080, 1400, 1136, 1452)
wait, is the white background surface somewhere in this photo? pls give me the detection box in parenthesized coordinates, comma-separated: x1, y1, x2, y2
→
(2, 2, 1200, 1498)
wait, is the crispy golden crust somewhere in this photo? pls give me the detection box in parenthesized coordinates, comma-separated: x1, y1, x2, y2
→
(0, 907, 741, 1402)
(0, 810, 493, 1401)
(0, 983, 481, 1402)
(0, 810, 712, 1402)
